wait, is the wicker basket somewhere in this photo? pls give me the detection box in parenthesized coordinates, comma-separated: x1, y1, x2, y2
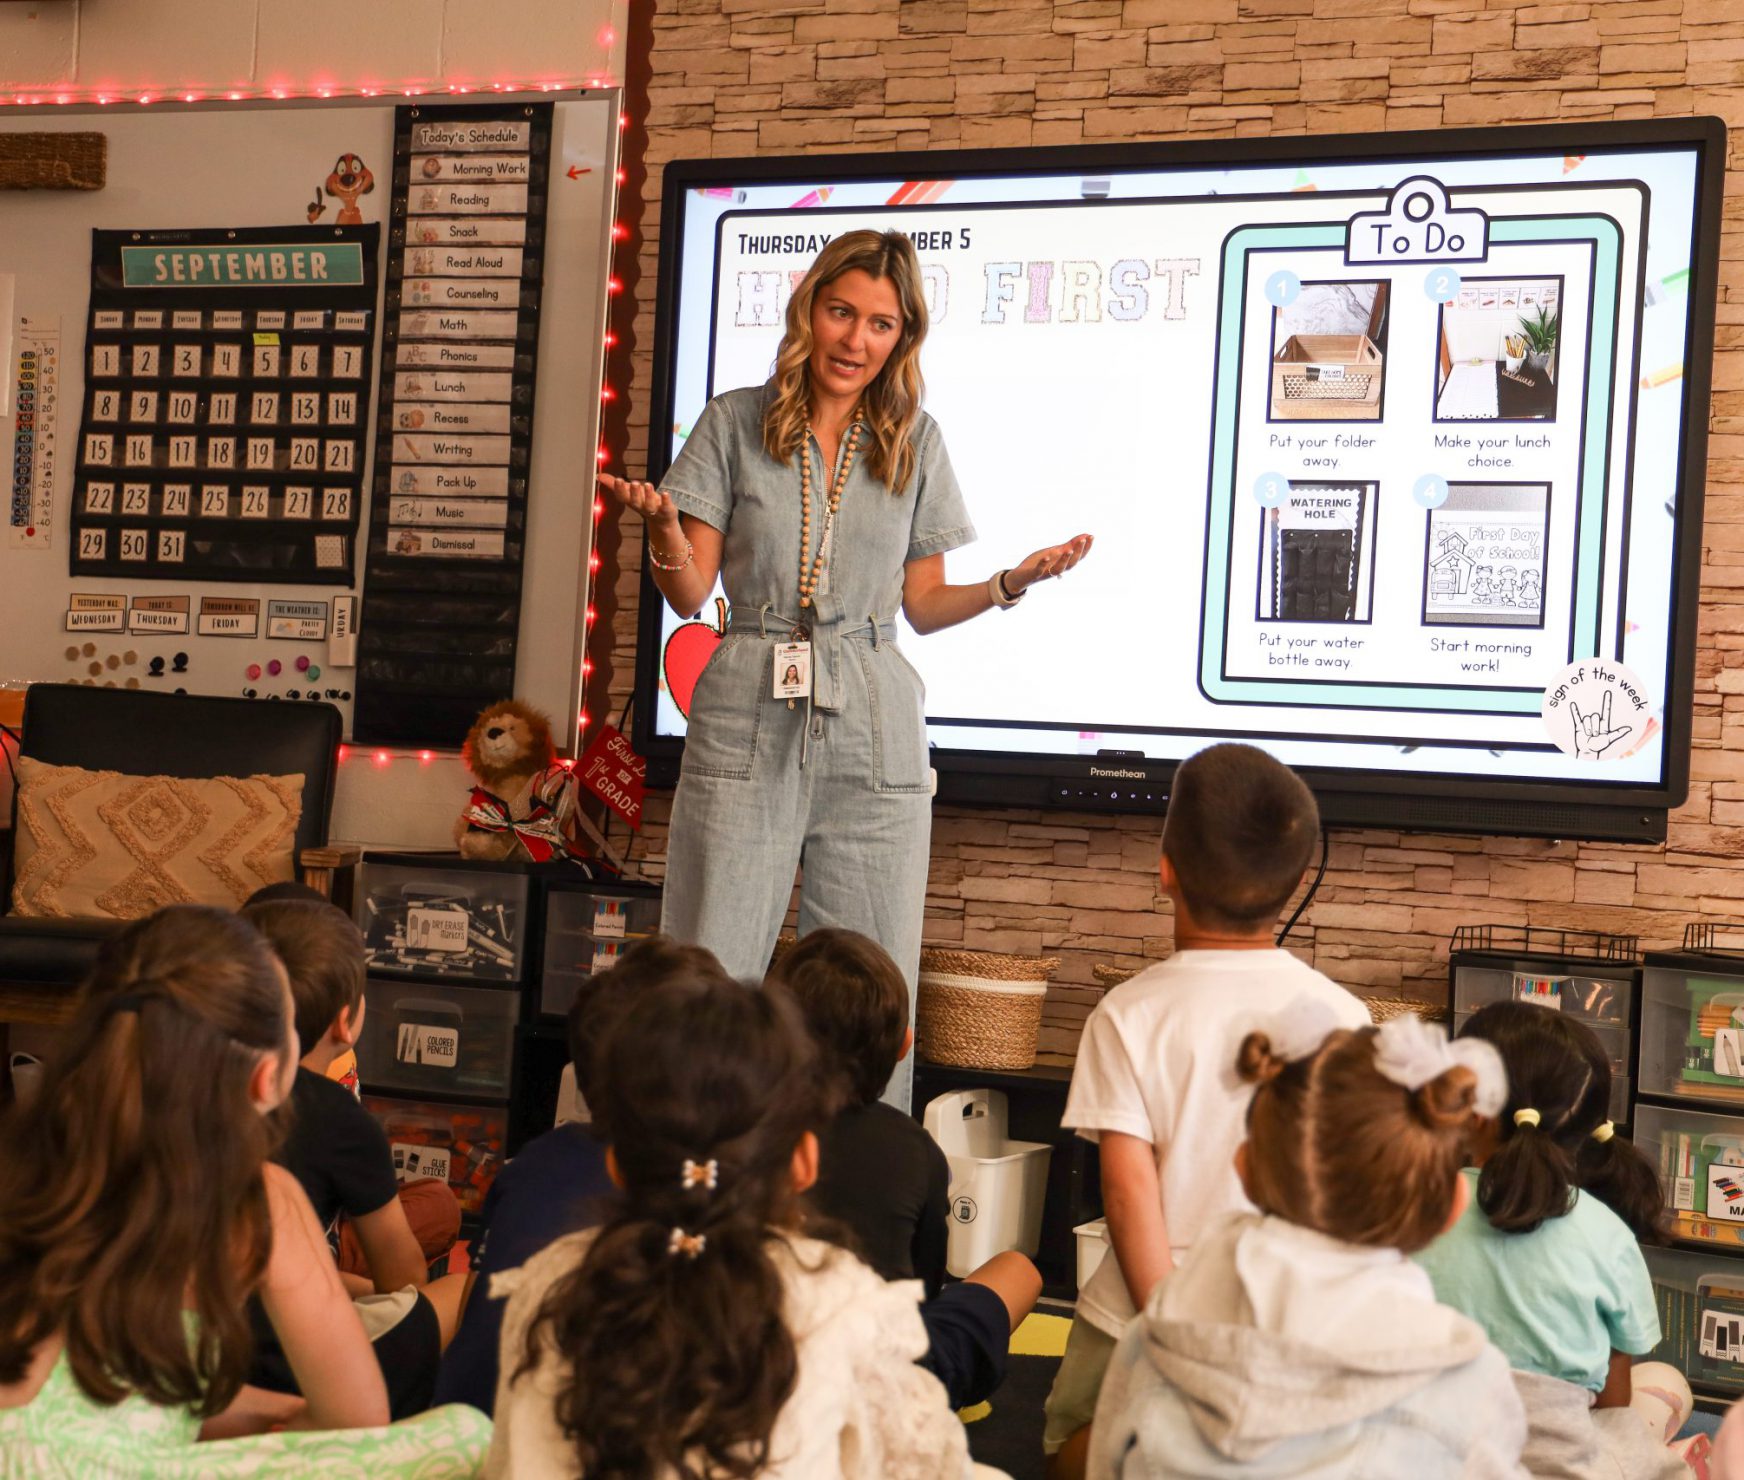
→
(917, 947, 1059, 1071)
(1363, 996, 1448, 1025)
(1092, 962, 1140, 988)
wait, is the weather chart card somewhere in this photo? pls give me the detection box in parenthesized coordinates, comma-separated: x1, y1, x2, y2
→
(653, 140, 1704, 791)
(69, 225, 379, 584)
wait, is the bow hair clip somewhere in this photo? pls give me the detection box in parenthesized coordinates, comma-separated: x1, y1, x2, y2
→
(668, 1228, 707, 1260)
(681, 1158, 719, 1192)
(1373, 1017, 1508, 1118)
(1266, 996, 1341, 1064)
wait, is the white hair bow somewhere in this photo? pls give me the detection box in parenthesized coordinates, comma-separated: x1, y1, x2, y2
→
(1373, 1016, 1508, 1118)
(1265, 996, 1341, 1063)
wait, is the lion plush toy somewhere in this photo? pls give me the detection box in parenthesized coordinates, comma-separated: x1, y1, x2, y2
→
(454, 700, 581, 862)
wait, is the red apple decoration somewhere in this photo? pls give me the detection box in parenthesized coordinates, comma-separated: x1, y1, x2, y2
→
(662, 595, 727, 720)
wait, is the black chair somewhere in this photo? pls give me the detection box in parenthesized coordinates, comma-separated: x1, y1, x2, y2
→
(0, 684, 350, 1050)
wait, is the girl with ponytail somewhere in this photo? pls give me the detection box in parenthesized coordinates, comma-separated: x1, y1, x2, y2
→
(0, 905, 490, 1475)
(1088, 1006, 1530, 1479)
(487, 973, 982, 1479)
(1416, 1002, 1700, 1479)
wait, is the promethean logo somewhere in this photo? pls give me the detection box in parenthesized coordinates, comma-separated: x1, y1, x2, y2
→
(1088, 767, 1147, 780)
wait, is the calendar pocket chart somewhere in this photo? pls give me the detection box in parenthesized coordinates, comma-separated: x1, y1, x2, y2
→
(70, 225, 381, 584)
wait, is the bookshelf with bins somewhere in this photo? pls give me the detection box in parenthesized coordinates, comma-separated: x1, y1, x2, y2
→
(1634, 923, 1744, 1408)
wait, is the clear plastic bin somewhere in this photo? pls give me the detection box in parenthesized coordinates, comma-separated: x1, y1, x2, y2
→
(1640, 962, 1744, 1109)
(357, 979, 517, 1100)
(539, 884, 661, 1016)
(1449, 963, 1631, 1024)
(1075, 1217, 1110, 1293)
(355, 855, 530, 983)
(1644, 1243, 1744, 1397)
(1635, 1101, 1744, 1250)
(362, 1094, 507, 1215)
(1452, 1009, 1630, 1123)
(922, 1088, 1052, 1279)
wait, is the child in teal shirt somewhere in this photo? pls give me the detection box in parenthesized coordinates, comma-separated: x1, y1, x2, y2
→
(1416, 1002, 1697, 1480)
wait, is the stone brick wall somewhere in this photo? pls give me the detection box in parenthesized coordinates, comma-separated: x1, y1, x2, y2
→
(609, 0, 1744, 1064)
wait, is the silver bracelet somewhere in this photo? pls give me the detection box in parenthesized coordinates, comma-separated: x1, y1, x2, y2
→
(988, 569, 1025, 608)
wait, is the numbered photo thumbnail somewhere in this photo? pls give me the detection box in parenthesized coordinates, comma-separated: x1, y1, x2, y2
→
(1434, 276, 1562, 423)
(1422, 483, 1549, 628)
(1268, 281, 1389, 423)
(1258, 480, 1376, 624)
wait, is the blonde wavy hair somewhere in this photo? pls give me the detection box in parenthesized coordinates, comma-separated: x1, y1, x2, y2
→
(762, 229, 929, 493)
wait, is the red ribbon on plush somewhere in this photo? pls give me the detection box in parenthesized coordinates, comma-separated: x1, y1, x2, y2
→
(461, 766, 574, 862)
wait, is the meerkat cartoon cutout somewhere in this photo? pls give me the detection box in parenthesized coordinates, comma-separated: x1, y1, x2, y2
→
(324, 153, 375, 225)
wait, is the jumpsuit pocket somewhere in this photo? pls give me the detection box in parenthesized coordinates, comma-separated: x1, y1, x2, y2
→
(680, 634, 767, 782)
(859, 643, 932, 795)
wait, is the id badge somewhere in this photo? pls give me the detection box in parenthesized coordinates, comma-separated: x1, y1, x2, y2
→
(774, 641, 812, 700)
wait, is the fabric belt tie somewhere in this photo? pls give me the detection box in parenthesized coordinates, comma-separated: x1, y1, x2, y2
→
(727, 597, 897, 715)
(728, 599, 898, 770)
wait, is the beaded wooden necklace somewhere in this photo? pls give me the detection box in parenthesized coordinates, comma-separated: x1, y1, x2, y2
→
(796, 411, 862, 610)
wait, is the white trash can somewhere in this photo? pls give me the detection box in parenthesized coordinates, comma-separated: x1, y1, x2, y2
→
(923, 1087, 1053, 1278)
(1074, 1217, 1110, 1292)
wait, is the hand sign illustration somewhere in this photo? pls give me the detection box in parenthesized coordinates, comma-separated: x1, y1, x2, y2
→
(1570, 690, 1631, 759)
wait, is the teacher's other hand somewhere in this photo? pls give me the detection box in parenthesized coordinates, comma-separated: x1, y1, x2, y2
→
(600, 473, 680, 530)
(1009, 534, 1093, 593)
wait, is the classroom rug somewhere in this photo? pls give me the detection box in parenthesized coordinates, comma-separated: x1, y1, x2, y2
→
(961, 1309, 1070, 1480)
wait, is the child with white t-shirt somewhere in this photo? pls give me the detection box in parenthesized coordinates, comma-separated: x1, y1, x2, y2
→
(1044, 743, 1370, 1477)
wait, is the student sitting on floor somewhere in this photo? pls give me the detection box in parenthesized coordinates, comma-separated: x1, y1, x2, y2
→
(1088, 1008, 1528, 1479)
(0, 906, 490, 1475)
(1047, 742, 1371, 1477)
(486, 972, 998, 1478)
(772, 926, 1042, 1410)
(433, 936, 733, 1413)
(243, 897, 470, 1419)
(1417, 1002, 1702, 1479)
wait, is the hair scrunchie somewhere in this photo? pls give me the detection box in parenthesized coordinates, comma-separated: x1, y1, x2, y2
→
(1591, 1120, 1615, 1144)
(1513, 1107, 1542, 1129)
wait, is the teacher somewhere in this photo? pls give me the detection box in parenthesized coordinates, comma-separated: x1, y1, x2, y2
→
(603, 229, 1090, 1082)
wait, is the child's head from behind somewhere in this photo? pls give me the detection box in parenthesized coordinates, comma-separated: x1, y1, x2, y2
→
(566, 935, 735, 1107)
(243, 897, 365, 1058)
(1457, 1001, 1665, 1241)
(529, 974, 824, 1478)
(768, 927, 909, 1110)
(0, 906, 295, 1414)
(1162, 742, 1318, 934)
(1238, 1011, 1491, 1253)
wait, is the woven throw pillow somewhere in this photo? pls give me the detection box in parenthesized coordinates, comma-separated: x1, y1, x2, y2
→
(10, 756, 304, 919)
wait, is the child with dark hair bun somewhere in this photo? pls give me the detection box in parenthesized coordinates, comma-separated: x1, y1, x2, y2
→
(1418, 1002, 1701, 1479)
(487, 973, 990, 1479)
(1088, 1006, 1530, 1479)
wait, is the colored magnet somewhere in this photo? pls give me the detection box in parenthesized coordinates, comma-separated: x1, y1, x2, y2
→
(267, 659, 282, 677)
(247, 664, 262, 681)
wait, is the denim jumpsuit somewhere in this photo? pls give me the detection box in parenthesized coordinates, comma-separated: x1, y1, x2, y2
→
(658, 385, 976, 1106)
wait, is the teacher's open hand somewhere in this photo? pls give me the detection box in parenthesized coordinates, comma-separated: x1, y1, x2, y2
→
(600, 473, 680, 529)
(1007, 534, 1094, 594)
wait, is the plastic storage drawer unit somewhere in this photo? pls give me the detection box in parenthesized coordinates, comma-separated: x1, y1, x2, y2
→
(362, 1094, 507, 1215)
(355, 854, 531, 984)
(1644, 1244, 1744, 1400)
(1635, 1102, 1744, 1249)
(357, 979, 517, 1100)
(540, 883, 662, 1017)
